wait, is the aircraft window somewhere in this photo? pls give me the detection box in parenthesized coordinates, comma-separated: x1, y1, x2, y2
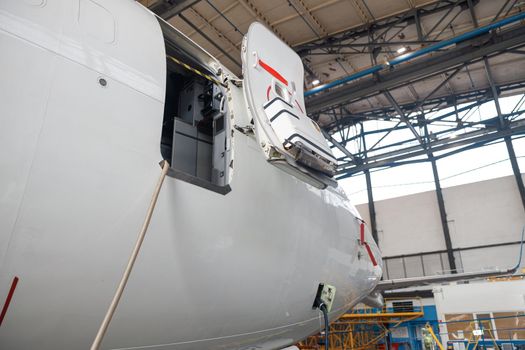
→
(159, 30, 231, 194)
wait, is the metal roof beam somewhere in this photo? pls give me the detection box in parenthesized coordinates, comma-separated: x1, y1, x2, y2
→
(288, 0, 328, 38)
(336, 120, 525, 177)
(149, 0, 201, 20)
(305, 25, 525, 114)
(383, 90, 425, 147)
(178, 13, 241, 68)
(294, 0, 468, 50)
(298, 40, 439, 53)
(322, 131, 357, 162)
(322, 80, 525, 134)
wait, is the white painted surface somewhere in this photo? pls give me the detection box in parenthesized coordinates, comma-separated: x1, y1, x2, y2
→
(434, 280, 525, 314)
(433, 280, 525, 343)
(378, 190, 445, 257)
(443, 175, 525, 248)
(242, 22, 336, 169)
(357, 174, 525, 272)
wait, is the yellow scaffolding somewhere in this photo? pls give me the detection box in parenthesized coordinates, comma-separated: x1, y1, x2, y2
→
(424, 322, 445, 350)
(463, 321, 499, 350)
(298, 298, 425, 350)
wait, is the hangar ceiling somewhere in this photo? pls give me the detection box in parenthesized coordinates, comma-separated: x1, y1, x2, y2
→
(139, 1, 525, 115)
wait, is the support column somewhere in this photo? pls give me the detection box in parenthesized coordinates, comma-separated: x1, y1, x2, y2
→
(414, 9, 424, 41)
(361, 123, 379, 244)
(430, 157, 457, 273)
(422, 115, 456, 273)
(471, 0, 525, 211)
(384, 323, 392, 350)
(364, 169, 379, 243)
(483, 57, 525, 212)
(505, 137, 525, 212)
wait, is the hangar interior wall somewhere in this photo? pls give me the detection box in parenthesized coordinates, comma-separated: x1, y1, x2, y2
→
(356, 174, 525, 279)
(433, 280, 525, 345)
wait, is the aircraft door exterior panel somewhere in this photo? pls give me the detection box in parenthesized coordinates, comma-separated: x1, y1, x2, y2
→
(242, 22, 336, 174)
(0, 0, 167, 348)
(0, 10, 58, 294)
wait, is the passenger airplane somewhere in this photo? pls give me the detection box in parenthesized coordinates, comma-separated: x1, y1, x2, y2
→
(0, 1, 521, 349)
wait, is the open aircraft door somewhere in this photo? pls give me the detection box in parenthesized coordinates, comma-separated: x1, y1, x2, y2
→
(241, 22, 337, 188)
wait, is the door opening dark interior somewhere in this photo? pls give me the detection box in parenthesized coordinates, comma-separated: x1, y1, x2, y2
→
(158, 21, 231, 193)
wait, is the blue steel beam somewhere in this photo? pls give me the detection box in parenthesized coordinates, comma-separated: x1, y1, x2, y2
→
(304, 11, 525, 97)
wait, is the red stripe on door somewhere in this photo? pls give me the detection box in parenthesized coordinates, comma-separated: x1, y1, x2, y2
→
(363, 243, 378, 266)
(358, 221, 377, 266)
(258, 59, 288, 86)
(0, 276, 19, 327)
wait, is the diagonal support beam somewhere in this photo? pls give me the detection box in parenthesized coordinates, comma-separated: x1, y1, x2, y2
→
(188, 8, 240, 51)
(383, 90, 425, 147)
(484, 57, 525, 212)
(149, 0, 201, 20)
(322, 130, 357, 162)
(468, 0, 525, 212)
(179, 13, 241, 68)
(430, 156, 457, 273)
(361, 123, 379, 244)
(350, 0, 374, 24)
(288, 0, 328, 38)
(238, 0, 289, 44)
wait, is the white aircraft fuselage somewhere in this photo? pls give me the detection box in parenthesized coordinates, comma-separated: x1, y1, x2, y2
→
(0, 1, 382, 349)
